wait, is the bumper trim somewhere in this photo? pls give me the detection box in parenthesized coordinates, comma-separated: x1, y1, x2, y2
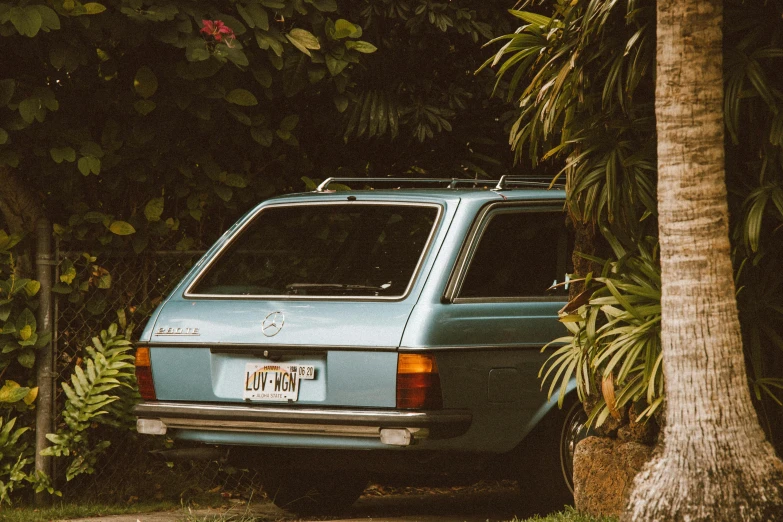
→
(134, 401, 472, 441)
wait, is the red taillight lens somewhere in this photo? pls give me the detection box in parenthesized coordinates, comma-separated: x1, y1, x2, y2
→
(396, 354, 442, 409)
(135, 347, 157, 401)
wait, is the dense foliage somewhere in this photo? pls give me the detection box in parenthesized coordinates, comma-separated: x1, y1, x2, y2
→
(489, 0, 783, 441)
(0, 0, 516, 250)
(0, 0, 520, 503)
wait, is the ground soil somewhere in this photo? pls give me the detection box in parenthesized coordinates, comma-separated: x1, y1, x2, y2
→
(60, 480, 565, 522)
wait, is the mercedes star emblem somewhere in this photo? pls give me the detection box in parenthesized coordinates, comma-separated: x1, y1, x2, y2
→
(262, 311, 285, 337)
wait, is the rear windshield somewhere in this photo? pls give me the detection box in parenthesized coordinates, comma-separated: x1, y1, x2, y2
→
(189, 203, 439, 298)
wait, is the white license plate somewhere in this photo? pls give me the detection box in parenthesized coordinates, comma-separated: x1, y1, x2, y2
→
(243, 363, 316, 401)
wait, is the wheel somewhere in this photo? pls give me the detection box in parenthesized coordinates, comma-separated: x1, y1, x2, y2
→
(559, 400, 588, 494)
(516, 396, 586, 513)
(265, 470, 367, 516)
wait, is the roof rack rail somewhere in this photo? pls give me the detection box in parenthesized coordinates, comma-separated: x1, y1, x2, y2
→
(493, 175, 564, 190)
(315, 177, 563, 192)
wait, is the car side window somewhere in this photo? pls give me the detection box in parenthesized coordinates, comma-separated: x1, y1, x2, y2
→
(457, 210, 573, 299)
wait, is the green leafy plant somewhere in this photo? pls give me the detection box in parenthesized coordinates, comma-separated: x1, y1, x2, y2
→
(0, 416, 31, 504)
(42, 322, 136, 481)
(479, 0, 657, 236)
(541, 234, 662, 427)
(0, 230, 49, 386)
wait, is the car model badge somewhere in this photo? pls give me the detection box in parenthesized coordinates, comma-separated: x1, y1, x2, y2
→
(262, 311, 285, 337)
(155, 326, 201, 336)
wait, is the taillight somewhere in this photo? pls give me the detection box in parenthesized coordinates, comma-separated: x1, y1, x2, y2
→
(396, 353, 442, 409)
(135, 347, 157, 401)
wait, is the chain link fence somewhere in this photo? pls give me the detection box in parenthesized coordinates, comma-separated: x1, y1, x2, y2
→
(51, 249, 264, 501)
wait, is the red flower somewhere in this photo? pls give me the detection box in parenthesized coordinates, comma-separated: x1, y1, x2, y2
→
(200, 19, 235, 43)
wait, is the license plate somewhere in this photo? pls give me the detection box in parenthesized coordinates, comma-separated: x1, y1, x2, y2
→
(243, 363, 316, 401)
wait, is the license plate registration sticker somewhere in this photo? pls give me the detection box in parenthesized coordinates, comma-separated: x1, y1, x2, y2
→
(243, 363, 316, 401)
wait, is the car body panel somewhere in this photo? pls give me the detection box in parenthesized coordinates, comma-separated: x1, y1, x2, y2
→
(135, 186, 572, 458)
(151, 347, 398, 407)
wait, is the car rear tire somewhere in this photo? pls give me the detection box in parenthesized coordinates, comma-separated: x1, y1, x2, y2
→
(265, 471, 368, 515)
(560, 399, 587, 494)
(516, 396, 586, 513)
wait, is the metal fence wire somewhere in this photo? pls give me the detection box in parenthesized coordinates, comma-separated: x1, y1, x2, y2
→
(52, 249, 264, 500)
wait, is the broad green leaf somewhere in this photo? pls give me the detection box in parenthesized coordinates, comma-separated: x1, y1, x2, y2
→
(225, 88, 258, 106)
(23, 386, 38, 405)
(109, 221, 136, 236)
(0, 381, 30, 403)
(10, 6, 43, 37)
(224, 173, 247, 188)
(18, 325, 32, 341)
(280, 114, 299, 131)
(134, 99, 156, 115)
(307, 0, 337, 11)
(83, 3, 107, 15)
(34, 5, 60, 31)
(19, 98, 41, 123)
(251, 127, 273, 147)
(144, 197, 164, 222)
(333, 19, 361, 39)
(77, 156, 101, 175)
(0, 128, 7, 145)
(24, 280, 41, 297)
(214, 185, 233, 202)
(326, 54, 348, 76)
(134, 66, 158, 98)
(346, 41, 377, 54)
(16, 308, 36, 332)
(59, 260, 76, 284)
(238, 3, 268, 30)
(17, 349, 35, 368)
(334, 94, 348, 113)
(77, 157, 90, 176)
(286, 28, 320, 56)
(226, 48, 249, 67)
(50, 147, 76, 163)
(96, 273, 111, 289)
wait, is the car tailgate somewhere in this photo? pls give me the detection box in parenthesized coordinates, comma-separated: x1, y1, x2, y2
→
(142, 299, 413, 408)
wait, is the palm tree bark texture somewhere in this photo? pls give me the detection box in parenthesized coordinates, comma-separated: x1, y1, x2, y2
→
(624, 1, 783, 520)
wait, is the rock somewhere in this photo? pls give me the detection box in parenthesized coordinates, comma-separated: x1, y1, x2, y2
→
(573, 436, 654, 517)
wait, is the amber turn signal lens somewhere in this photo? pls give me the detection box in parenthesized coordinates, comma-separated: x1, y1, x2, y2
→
(135, 347, 157, 401)
(396, 354, 442, 409)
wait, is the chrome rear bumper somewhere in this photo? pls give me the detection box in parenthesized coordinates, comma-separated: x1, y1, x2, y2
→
(134, 401, 472, 446)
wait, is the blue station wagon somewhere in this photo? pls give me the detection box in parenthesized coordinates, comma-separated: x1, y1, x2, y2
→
(134, 177, 584, 514)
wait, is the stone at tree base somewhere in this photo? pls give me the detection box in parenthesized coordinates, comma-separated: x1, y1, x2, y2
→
(573, 436, 654, 517)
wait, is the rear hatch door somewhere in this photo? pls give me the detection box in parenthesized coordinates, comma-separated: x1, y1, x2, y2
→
(144, 195, 459, 408)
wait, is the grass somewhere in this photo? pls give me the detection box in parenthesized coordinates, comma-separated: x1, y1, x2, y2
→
(511, 506, 618, 522)
(0, 500, 618, 522)
(0, 500, 178, 522)
(168, 505, 619, 522)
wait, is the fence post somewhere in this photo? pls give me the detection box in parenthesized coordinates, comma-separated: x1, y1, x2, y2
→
(34, 218, 54, 505)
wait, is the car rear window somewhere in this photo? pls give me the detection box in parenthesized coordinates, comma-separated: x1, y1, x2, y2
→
(188, 203, 439, 298)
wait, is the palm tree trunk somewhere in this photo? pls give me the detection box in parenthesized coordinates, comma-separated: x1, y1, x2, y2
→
(624, 0, 783, 520)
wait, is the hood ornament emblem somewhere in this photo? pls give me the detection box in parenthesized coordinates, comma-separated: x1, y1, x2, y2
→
(262, 311, 285, 337)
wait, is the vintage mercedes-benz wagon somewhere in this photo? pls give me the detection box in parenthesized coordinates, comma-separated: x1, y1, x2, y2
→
(134, 177, 583, 514)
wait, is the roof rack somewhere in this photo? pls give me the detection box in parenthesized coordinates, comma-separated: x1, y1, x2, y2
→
(315, 176, 563, 193)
